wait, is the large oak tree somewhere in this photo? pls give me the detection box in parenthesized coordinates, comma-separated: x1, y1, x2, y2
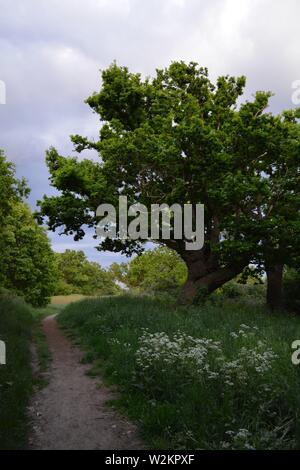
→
(38, 62, 300, 305)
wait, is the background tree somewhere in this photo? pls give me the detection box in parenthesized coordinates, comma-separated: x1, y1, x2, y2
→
(109, 262, 129, 286)
(38, 62, 299, 305)
(0, 202, 56, 306)
(54, 250, 120, 296)
(0, 150, 56, 306)
(0, 149, 28, 224)
(264, 111, 300, 310)
(110, 246, 187, 295)
(234, 109, 300, 310)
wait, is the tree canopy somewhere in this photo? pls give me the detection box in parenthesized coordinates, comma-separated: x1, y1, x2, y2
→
(0, 149, 28, 224)
(110, 246, 187, 294)
(54, 249, 120, 296)
(0, 150, 56, 306)
(38, 62, 300, 306)
(0, 201, 56, 306)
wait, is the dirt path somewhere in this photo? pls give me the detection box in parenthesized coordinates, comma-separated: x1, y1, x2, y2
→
(29, 315, 142, 450)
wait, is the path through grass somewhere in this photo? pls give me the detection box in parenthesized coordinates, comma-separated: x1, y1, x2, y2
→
(0, 296, 66, 449)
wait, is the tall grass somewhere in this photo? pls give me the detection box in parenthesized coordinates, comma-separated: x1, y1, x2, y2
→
(59, 295, 300, 449)
(0, 294, 33, 449)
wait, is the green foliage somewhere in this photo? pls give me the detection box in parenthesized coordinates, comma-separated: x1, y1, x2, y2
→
(38, 62, 300, 303)
(217, 281, 265, 304)
(216, 268, 265, 301)
(54, 249, 120, 296)
(0, 149, 29, 225)
(59, 295, 300, 449)
(110, 246, 187, 295)
(0, 150, 56, 306)
(250, 110, 300, 273)
(193, 284, 209, 304)
(0, 202, 57, 306)
(39, 63, 257, 260)
(0, 293, 33, 449)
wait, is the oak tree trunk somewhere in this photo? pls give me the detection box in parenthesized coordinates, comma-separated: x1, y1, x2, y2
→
(266, 264, 284, 311)
(178, 256, 248, 305)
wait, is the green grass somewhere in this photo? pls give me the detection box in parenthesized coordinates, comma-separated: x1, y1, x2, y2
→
(59, 294, 300, 450)
(0, 294, 65, 449)
(0, 294, 33, 450)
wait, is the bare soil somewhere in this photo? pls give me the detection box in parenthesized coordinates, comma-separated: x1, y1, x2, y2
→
(29, 315, 143, 450)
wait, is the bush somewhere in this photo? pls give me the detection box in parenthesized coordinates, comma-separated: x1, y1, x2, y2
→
(210, 282, 265, 307)
(220, 281, 242, 299)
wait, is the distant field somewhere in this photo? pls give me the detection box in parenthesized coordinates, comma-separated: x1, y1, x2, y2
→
(51, 295, 93, 305)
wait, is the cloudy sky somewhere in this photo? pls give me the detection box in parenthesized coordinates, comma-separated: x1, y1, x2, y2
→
(0, 0, 299, 266)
